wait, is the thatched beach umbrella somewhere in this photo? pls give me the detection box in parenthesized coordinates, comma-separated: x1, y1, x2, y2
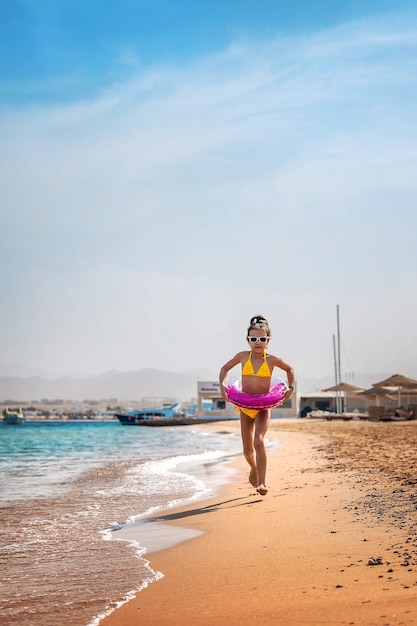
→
(373, 374, 417, 388)
(372, 373, 417, 406)
(356, 387, 396, 407)
(322, 382, 364, 393)
(322, 382, 364, 412)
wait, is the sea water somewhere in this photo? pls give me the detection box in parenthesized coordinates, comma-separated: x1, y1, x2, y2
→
(0, 420, 243, 625)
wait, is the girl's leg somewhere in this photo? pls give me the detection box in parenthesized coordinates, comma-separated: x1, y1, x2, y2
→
(254, 409, 270, 495)
(239, 411, 257, 486)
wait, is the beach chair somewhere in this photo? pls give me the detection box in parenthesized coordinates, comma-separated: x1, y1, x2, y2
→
(368, 406, 387, 421)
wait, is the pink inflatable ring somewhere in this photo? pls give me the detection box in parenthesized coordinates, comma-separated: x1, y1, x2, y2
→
(226, 381, 288, 410)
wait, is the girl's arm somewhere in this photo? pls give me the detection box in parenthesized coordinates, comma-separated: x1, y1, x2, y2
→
(218, 352, 244, 399)
(270, 355, 295, 398)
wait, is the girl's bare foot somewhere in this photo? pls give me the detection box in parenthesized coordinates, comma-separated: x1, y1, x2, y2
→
(256, 484, 268, 496)
(249, 468, 258, 487)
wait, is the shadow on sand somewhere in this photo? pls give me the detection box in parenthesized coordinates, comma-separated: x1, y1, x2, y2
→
(143, 495, 263, 524)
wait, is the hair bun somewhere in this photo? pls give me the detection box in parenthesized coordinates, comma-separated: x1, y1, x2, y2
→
(250, 315, 267, 325)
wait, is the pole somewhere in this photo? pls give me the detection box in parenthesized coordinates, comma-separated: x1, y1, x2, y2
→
(332, 334, 339, 414)
(336, 304, 343, 413)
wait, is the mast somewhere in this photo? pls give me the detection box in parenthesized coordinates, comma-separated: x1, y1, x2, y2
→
(336, 304, 343, 412)
(332, 334, 340, 414)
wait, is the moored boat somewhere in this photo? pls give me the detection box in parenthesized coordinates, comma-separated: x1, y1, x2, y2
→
(115, 402, 235, 426)
(3, 407, 25, 425)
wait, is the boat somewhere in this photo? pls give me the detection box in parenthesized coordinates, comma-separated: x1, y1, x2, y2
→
(3, 407, 25, 425)
(115, 402, 235, 426)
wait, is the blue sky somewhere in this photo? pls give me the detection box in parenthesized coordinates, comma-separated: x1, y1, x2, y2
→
(1, 0, 417, 382)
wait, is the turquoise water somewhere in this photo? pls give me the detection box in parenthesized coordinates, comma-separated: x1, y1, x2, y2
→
(0, 420, 239, 504)
(0, 420, 242, 625)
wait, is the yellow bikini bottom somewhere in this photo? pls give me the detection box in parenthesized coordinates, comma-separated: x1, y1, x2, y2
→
(236, 407, 259, 419)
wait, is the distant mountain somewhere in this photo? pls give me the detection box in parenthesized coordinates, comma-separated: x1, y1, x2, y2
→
(0, 368, 393, 403)
(0, 368, 219, 403)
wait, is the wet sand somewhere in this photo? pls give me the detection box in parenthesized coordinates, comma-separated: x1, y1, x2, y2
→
(100, 418, 417, 626)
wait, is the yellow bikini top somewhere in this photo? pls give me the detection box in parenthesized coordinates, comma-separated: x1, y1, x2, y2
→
(242, 352, 271, 378)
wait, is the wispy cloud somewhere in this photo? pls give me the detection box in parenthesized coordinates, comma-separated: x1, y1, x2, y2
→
(1, 12, 417, 378)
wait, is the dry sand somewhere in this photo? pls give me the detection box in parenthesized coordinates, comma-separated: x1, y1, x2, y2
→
(101, 418, 417, 626)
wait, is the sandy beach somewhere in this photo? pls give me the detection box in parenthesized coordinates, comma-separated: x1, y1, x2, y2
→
(101, 418, 417, 626)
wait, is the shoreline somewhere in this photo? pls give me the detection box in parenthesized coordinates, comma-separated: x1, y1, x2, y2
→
(100, 419, 417, 626)
(112, 453, 242, 554)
